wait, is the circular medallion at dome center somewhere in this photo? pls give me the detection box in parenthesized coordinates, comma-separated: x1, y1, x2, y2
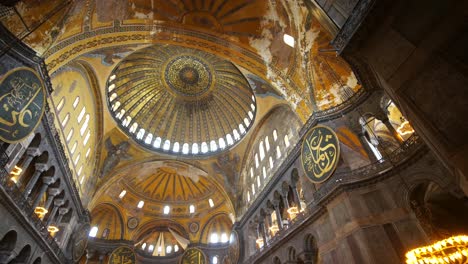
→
(164, 55, 213, 97)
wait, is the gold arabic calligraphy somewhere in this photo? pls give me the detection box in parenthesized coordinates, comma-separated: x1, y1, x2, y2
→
(302, 126, 339, 182)
(0, 68, 44, 142)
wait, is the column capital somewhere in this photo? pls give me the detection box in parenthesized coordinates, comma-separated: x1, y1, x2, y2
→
(42, 176, 56, 185)
(58, 207, 69, 215)
(48, 188, 61, 196)
(26, 147, 41, 157)
(54, 199, 65, 207)
(34, 163, 48, 172)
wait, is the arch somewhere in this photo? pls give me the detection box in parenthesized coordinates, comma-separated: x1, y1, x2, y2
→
(9, 244, 31, 264)
(32, 257, 41, 264)
(0, 230, 17, 253)
(273, 256, 281, 264)
(90, 203, 124, 240)
(200, 213, 233, 244)
(409, 181, 468, 238)
(304, 234, 318, 263)
(132, 219, 189, 242)
(288, 246, 296, 261)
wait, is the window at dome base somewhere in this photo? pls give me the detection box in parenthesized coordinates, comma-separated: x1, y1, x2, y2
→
(105, 44, 256, 157)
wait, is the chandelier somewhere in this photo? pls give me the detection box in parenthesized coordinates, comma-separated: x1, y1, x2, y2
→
(405, 235, 468, 264)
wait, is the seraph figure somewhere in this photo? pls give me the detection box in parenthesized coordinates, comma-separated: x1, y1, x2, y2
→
(100, 138, 132, 178)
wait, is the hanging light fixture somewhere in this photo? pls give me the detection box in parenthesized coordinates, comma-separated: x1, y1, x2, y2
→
(405, 235, 468, 264)
(287, 206, 299, 220)
(47, 225, 60, 237)
(34, 207, 48, 219)
(256, 238, 264, 248)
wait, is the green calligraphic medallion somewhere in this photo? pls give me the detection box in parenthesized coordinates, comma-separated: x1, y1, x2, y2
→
(180, 248, 206, 264)
(0, 67, 45, 143)
(108, 246, 136, 264)
(301, 125, 340, 183)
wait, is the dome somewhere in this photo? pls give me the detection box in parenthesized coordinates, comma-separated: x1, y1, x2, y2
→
(106, 44, 256, 157)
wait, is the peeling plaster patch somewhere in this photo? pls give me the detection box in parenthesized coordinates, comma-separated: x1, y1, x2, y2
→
(248, 1, 299, 108)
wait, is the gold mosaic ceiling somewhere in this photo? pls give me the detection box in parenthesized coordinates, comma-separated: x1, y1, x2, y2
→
(107, 44, 256, 156)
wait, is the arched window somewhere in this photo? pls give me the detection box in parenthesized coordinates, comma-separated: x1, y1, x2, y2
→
(83, 130, 91, 146)
(163, 140, 171, 151)
(210, 233, 219, 244)
(250, 167, 254, 178)
(80, 114, 90, 136)
(112, 101, 121, 111)
(173, 142, 180, 152)
(129, 122, 138, 133)
(56, 97, 65, 112)
(269, 156, 274, 169)
(85, 148, 91, 158)
(66, 128, 74, 142)
(262, 166, 267, 179)
(284, 135, 290, 147)
(123, 116, 132, 127)
(259, 141, 265, 160)
(219, 138, 226, 149)
(89, 226, 98, 237)
(108, 83, 116, 92)
(276, 146, 282, 159)
(233, 129, 240, 140)
(255, 153, 259, 168)
(247, 192, 251, 202)
(116, 109, 125, 119)
(70, 141, 78, 154)
(77, 106, 86, 123)
(72, 96, 80, 109)
(226, 134, 234, 145)
(212, 256, 219, 264)
(248, 111, 254, 120)
(182, 143, 189, 154)
(210, 140, 218, 152)
(192, 143, 199, 154)
(61, 113, 70, 127)
(153, 137, 162, 148)
(273, 130, 278, 141)
(77, 166, 83, 176)
(252, 183, 255, 195)
(239, 124, 246, 134)
(201, 142, 209, 153)
(244, 117, 250, 127)
(74, 153, 81, 165)
(257, 176, 261, 187)
(145, 133, 153, 144)
(265, 136, 270, 151)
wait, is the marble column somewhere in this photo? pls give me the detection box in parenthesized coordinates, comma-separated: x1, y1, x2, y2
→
(24, 163, 48, 198)
(44, 188, 61, 211)
(31, 177, 55, 209)
(55, 207, 69, 224)
(273, 201, 283, 230)
(16, 147, 40, 184)
(47, 199, 65, 226)
(259, 221, 268, 246)
(291, 184, 302, 211)
(358, 132, 379, 162)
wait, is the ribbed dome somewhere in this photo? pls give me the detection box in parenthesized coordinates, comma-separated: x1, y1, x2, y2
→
(106, 44, 256, 156)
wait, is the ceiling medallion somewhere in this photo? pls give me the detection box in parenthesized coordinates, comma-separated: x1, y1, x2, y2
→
(106, 44, 257, 157)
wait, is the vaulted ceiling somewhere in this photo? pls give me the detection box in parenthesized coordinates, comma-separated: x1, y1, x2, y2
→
(0, 0, 363, 243)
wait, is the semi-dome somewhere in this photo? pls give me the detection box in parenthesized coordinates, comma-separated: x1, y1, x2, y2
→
(106, 44, 256, 157)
